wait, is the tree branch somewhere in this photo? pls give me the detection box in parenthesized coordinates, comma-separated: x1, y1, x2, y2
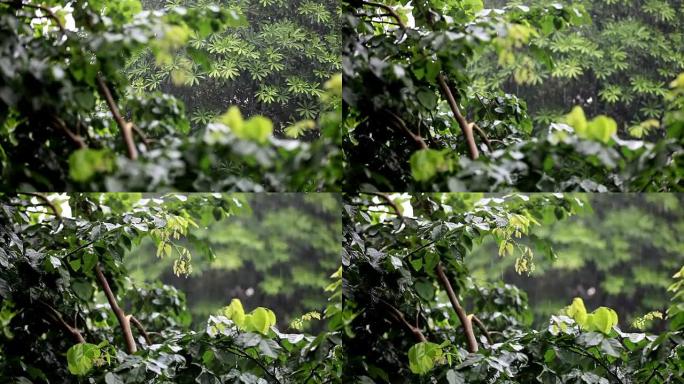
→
(39, 301, 86, 344)
(19, 193, 60, 219)
(437, 74, 479, 160)
(385, 110, 429, 149)
(380, 299, 427, 343)
(51, 116, 87, 149)
(471, 315, 493, 345)
(472, 124, 493, 152)
(129, 315, 151, 346)
(364, 192, 406, 225)
(360, 1, 406, 29)
(96, 75, 138, 160)
(94, 264, 137, 354)
(435, 262, 478, 353)
(2, 1, 66, 34)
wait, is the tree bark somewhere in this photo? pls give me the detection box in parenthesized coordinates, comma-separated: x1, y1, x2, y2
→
(95, 264, 137, 354)
(435, 262, 478, 353)
(437, 74, 479, 160)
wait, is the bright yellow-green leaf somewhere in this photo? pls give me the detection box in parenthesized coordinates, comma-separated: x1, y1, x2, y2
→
(68, 149, 115, 182)
(222, 299, 246, 328)
(588, 307, 618, 334)
(565, 106, 587, 135)
(244, 307, 276, 334)
(566, 297, 588, 327)
(218, 107, 244, 132)
(587, 116, 617, 143)
(242, 116, 274, 143)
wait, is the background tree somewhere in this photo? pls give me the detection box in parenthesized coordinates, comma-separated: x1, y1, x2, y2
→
(125, 193, 341, 329)
(465, 193, 684, 330)
(474, 0, 684, 139)
(128, 0, 341, 138)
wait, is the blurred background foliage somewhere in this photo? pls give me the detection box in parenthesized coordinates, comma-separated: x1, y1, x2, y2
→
(464, 193, 684, 331)
(125, 193, 341, 330)
(131, 0, 341, 137)
(475, 0, 684, 138)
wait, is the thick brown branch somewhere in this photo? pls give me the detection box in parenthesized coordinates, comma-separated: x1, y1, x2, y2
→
(471, 315, 493, 345)
(360, 1, 406, 29)
(96, 75, 138, 160)
(437, 74, 479, 160)
(40, 301, 86, 344)
(94, 264, 137, 354)
(435, 262, 478, 353)
(380, 300, 426, 343)
(129, 315, 152, 346)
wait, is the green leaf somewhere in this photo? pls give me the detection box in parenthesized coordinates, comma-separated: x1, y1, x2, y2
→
(417, 89, 437, 110)
(66, 343, 100, 376)
(565, 106, 587, 135)
(242, 116, 274, 144)
(410, 149, 451, 182)
(82, 254, 98, 273)
(446, 370, 465, 384)
(222, 298, 246, 328)
(72, 280, 93, 301)
(587, 307, 618, 334)
(408, 341, 443, 375)
(566, 297, 588, 327)
(104, 372, 124, 384)
(244, 307, 276, 335)
(586, 116, 617, 143)
(68, 149, 115, 182)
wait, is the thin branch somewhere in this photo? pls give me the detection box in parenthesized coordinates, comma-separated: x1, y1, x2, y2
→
(19, 193, 60, 219)
(472, 124, 493, 152)
(96, 75, 138, 160)
(39, 301, 86, 344)
(51, 116, 87, 149)
(384, 110, 429, 149)
(380, 299, 427, 342)
(360, 1, 406, 29)
(435, 263, 478, 353)
(437, 74, 479, 160)
(129, 315, 152, 346)
(95, 264, 137, 354)
(2, 1, 66, 34)
(364, 192, 406, 225)
(471, 315, 493, 345)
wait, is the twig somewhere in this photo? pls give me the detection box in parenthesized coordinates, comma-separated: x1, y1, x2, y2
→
(437, 74, 479, 160)
(385, 110, 429, 149)
(39, 301, 86, 344)
(51, 116, 87, 149)
(95, 264, 137, 354)
(364, 192, 406, 224)
(471, 315, 493, 345)
(2, 1, 66, 34)
(380, 299, 427, 342)
(435, 263, 478, 353)
(360, 1, 406, 29)
(472, 124, 493, 152)
(96, 75, 138, 160)
(129, 315, 152, 346)
(19, 192, 61, 219)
